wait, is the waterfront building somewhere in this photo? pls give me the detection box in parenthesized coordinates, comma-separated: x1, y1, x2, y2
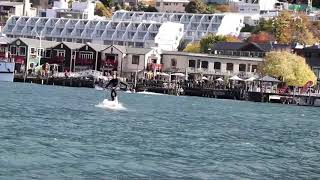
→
(8, 38, 59, 73)
(0, 37, 14, 60)
(2, 12, 244, 50)
(101, 45, 162, 80)
(38, 0, 96, 20)
(155, 0, 189, 13)
(161, 42, 292, 79)
(294, 45, 320, 81)
(211, 42, 292, 57)
(46, 41, 84, 72)
(161, 51, 262, 79)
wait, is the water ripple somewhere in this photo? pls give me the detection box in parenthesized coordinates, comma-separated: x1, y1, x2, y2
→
(1, 82, 320, 179)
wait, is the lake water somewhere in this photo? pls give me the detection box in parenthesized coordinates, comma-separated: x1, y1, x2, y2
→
(0, 82, 320, 179)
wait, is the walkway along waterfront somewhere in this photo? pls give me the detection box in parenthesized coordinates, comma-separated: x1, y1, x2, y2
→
(14, 73, 320, 107)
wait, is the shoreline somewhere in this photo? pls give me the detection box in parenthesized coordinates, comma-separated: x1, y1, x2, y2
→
(11, 76, 320, 107)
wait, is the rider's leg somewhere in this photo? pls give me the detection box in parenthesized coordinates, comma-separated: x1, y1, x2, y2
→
(111, 89, 116, 101)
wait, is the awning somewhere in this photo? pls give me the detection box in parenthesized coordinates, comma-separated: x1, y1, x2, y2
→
(245, 77, 256, 82)
(216, 77, 224, 82)
(229, 75, 243, 81)
(171, 73, 185, 77)
(258, 76, 281, 83)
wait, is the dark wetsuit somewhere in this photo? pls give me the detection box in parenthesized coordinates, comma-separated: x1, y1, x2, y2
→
(105, 78, 128, 101)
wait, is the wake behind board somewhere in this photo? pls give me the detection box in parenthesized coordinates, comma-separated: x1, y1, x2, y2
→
(95, 97, 126, 110)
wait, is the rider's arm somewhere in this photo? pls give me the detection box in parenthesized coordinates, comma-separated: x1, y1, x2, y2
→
(120, 81, 128, 89)
(105, 80, 112, 88)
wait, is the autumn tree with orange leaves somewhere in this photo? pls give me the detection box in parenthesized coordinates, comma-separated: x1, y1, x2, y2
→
(249, 32, 274, 43)
(273, 11, 317, 45)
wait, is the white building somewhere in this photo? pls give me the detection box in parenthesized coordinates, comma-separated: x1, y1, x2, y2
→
(205, 0, 238, 4)
(155, 0, 190, 13)
(231, 0, 281, 14)
(155, 22, 184, 51)
(112, 11, 244, 41)
(162, 51, 262, 77)
(2, 12, 244, 51)
(0, 0, 37, 20)
(38, 0, 95, 20)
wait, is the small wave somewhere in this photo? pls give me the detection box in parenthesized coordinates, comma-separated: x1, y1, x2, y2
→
(95, 99, 126, 111)
(94, 85, 104, 91)
(137, 91, 164, 96)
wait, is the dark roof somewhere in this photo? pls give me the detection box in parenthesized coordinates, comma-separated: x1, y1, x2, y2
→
(102, 45, 152, 54)
(256, 43, 292, 52)
(212, 42, 291, 52)
(18, 38, 59, 48)
(86, 43, 108, 52)
(62, 42, 84, 50)
(212, 42, 245, 51)
(303, 44, 320, 50)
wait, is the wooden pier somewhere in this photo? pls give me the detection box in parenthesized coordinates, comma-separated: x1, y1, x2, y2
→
(14, 75, 94, 88)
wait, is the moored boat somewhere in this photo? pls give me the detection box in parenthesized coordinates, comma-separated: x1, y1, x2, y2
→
(0, 60, 14, 82)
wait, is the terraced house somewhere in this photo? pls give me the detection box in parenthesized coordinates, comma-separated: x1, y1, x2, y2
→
(2, 11, 244, 51)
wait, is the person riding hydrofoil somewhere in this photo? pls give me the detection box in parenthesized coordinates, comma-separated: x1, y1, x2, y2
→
(105, 73, 128, 101)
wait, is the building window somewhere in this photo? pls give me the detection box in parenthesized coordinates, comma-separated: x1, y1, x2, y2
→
(19, 46, 26, 56)
(189, 60, 196, 68)
(80, 52, 93, 59)
(45, 50, 52, 58)
(239, 64, 246, 72)
(171, 58, 177, 67)
(226, 63, 234, 71)
(197, 60, 201, 68)
(214, 62, 221, 70)
(10, 46, 17, 55)
(156, 2, 160, 6)
(201, 61, 208, 69)
(57, 50, 65, 57)
(164, 2, 169, 5)
(251, 65, 258, 72)
(132, 55, 139, 65)
(37, 49, 44, 57)
(30, 47, 36, 54)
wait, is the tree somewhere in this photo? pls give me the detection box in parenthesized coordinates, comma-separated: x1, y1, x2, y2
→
(177, 39, 189, 51)
(95, 3, 112, 18)
(136, 2, 158, 12)
(183, 42, 201, 53)
(100, 0, 113, 7)
(225, 35, 241, 42)
(114, 3, 122, 11)
(67, 0, 73, 8)
(185, 0, 207, 13)
(273, 11, 317, 44)
(253, 19, 274, 34)
(199, 34, 239, 53)
(206, 5, 215, 14)
(249, 32, 274, 43)
(273, 11, 292, 44)
(241, 24, 255, 32)
(259, 51, 317, 86)
(215, 4, 231, 12)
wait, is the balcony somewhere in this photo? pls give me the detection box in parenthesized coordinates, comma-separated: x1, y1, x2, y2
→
(214, 50, 266, 58)
(48, 56, 64, 64)
(147, 63, 162, 71)
(75, 58, 94, 66)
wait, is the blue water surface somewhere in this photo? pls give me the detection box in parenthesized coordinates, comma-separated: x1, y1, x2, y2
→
(0, 82, 319, 179)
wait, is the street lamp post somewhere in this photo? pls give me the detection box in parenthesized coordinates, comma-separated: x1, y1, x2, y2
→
(35, 31, 43, 67)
